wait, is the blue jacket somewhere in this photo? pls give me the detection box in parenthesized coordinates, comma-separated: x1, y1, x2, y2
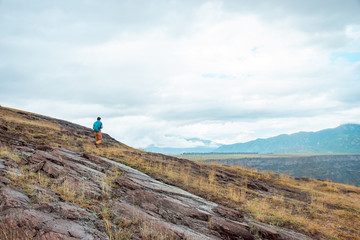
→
(93, 120, 103, 132)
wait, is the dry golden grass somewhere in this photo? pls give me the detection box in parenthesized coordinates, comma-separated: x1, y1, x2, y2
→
(2, 106, 360, 239)
(5, 165, 101, 209)
(89, 146, 360, 240)
(0, 224, 34, 240)
(139, 221, 179, 240)
(0, 145, 22, 163)
(6, 167, 54, 193)
(100, 205, 136, 240)
(100, 169, 123, 198)
(0, 107, 61, 132)
(5, 137, 360, 239)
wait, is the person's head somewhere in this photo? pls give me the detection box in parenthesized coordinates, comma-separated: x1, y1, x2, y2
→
(97, 117, 101, 121)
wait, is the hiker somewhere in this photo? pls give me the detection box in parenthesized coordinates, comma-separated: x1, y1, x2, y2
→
(93, 117, 103, 147)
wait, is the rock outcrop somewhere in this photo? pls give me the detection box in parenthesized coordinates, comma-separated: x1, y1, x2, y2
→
(0, 145, 311, 239)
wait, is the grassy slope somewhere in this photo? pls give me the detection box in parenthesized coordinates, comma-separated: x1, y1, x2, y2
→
(1, 106, 360, 240)
(178, 153, 360, 186)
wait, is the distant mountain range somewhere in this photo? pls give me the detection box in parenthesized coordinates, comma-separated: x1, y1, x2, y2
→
(146, 124, 360, 154)
(215, 124, 360, 154)
(145, 138, 222, 154)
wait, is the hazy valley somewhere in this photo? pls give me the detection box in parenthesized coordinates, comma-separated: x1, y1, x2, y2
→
(180, 153, 360, 186)
(148, 124, 360, 155)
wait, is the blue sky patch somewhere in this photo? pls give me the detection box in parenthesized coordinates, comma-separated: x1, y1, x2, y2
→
(202, 73, 231, 79)
(332, 52, 360, 62)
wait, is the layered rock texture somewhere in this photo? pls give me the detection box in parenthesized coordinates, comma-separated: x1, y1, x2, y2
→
(0, 145, 309, 239)
(1, 106, 360, 239)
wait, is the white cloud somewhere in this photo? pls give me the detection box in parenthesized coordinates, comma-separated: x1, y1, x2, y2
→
(346, 25, 360, 39)
(1, 0, 360, 149)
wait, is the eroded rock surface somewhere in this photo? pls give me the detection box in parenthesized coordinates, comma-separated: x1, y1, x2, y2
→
(0, 146, 311, 239)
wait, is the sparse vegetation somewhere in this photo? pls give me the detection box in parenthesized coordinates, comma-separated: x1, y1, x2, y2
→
(139, 221, 179, 240)
(179, 152, 360, 186)
(0, 145, 22, 163)
(92, 146, 360, 239)
(1, 106, 360, 239)
(0, 224, 34, 240)
(1, 113, 61, 132)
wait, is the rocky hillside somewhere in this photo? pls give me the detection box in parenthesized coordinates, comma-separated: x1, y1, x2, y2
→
(215, 124, 360, 153)
(1, 146, 308, 240)
(1, 106, 360, 240)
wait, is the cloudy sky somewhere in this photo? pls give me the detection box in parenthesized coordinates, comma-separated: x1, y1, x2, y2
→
(1, 0, 360, 149)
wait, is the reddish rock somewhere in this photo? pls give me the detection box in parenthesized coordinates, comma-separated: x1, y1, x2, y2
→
(115, 177, 142, 190)
(213, 205, 244, 221)
(0, 208, 107, 240)
(0, 176, 12, 185)
(31, 186, 60, 202)
(0, 158, 6, 171)
(82, 153, 113, 169)
(211, 217, 254, 240)
(250, 222, 282, 240)
(3, 158, 18, 168)
(38, 202, 96, 221)
(0, 145, 311, 240)
(42, 161, 62, 178)
(30, 150, 63, 166)
(29, 160, 45, 172)
(14, 145, 35, 154)
(0, 187, 30, 210)
(36, 231, 78, 240)
(36, 145, 54, 152)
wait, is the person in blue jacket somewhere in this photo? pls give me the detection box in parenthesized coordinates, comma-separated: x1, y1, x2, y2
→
(93, 117, 103, 147)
